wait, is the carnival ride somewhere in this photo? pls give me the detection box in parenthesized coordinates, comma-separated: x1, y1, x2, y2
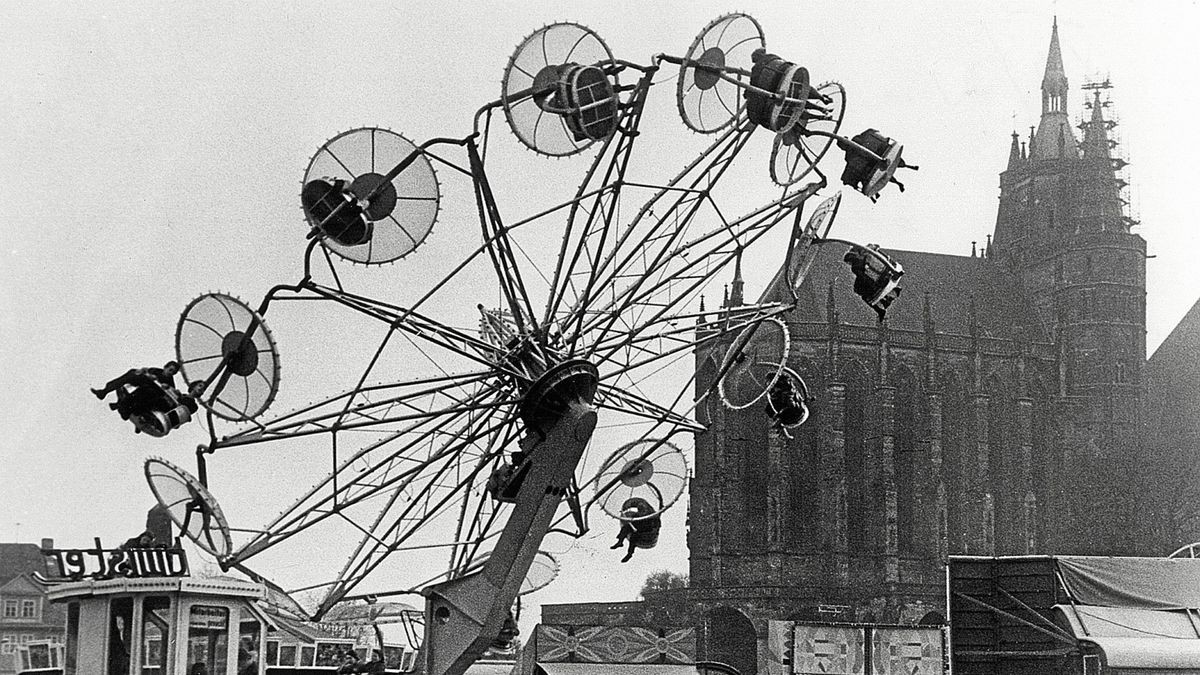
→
(106, 13, 917, 675)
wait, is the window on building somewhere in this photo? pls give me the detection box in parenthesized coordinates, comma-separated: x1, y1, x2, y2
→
(842, 363, 876, 553)
(1, 635, 13, 654)
(25, 642, 54, 670)
(187, 605, 230, 675)
(141, 596, 171, 675)
(20, 600, 36, 619)
(266, 640, 280, 667)
(278, 645, 297, 667)
(3, 600, 17, 618)
(987, 377, 1014, 553)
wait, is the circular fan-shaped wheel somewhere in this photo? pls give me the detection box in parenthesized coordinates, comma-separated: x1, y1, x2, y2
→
(176, 293, 280, 422)
(805, 191, 843, 238)
(718, 317, 790, 410)
(864, 141, 904, 199)
(595, 439, 688, 521)
(461, 550, 560, 595)
(677, 13, 765, 133)
(502, 22, 617, 157)
(521, 551, 559, 595)
(302, 127, 440, 264)
(770, 81, 846, 186)
(144, 457, 233, 560)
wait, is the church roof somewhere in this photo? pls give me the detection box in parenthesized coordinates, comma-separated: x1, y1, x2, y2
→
(1147, 297, 1200, 444)
(789, 246, 1050, 343)
(1148, 297, 1200, 376)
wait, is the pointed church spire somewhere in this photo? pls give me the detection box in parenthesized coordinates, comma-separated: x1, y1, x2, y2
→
(1032, 18, 1077, 160)
(1007, 130, 1023, 169)
(1042, 17, 1067, 95)
(729, 249, 745, 307)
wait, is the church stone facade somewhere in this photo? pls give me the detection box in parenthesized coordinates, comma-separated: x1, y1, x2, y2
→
(687, 19, 1155, 647)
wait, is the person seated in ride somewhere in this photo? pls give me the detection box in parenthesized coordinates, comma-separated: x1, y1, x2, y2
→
(486, 451, 528, 503)
(491, 610, 520, 650)
(120, 529, 161, 552)
(611, 497, 661, 563)
(766, 375, 809, 433)
(843, 248, 890, 322)
(92, 361, 198, 434)
(838, 129, 889, 192)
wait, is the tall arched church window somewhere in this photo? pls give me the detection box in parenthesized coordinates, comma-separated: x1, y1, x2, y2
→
(940, 372, 970, 554)
(842, 360, 877, 553)
(987, 375, 1013, 553)
(787, 358, 824, 551)
(893, 366, 931, 557)
(1030, 380, 1055, 551)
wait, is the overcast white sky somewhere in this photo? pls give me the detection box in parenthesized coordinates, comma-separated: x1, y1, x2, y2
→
(2, 0, 1198, 639)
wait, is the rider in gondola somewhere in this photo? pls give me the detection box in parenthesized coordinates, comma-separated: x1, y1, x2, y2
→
(611, 497, 661, 563)
(91, 361, 198, 436)
(765, 372, 810, 436)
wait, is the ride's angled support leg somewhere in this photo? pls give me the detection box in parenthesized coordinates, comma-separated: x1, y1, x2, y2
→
(422, 401, 598, 675)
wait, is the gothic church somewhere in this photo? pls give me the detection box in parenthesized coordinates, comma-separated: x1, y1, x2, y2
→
(688, 19, 1156, 639)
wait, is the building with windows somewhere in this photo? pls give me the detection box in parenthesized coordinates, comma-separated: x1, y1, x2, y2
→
(0, 540, 65, 674)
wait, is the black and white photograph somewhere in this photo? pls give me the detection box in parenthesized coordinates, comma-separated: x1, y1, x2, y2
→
(2, 2, 1199, 674)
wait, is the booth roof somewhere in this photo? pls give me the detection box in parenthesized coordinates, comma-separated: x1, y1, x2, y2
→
(270, 613, 353, 644)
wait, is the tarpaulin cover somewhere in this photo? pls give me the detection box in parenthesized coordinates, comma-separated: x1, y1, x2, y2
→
(320, 600, 421, 625)
(1057, 557, 1200, 610)
(1056, 604, 1200, 639)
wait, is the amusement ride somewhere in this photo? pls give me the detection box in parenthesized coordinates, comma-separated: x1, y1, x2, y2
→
(95, 13, 916, 675)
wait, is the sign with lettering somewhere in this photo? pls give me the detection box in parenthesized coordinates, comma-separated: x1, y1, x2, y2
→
(39, 538, 190, 582)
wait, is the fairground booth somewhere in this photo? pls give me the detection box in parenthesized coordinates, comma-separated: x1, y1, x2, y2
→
(949, 555, 1200, 675)
(31, 537, 423, 675)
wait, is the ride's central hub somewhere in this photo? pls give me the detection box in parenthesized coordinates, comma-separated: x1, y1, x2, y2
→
(517, 359, 599, 436)
(349, 172, 399, 220)
(220, 330, 260, 376)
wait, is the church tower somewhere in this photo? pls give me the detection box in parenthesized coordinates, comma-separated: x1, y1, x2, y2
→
(990, 19, 1146, 554)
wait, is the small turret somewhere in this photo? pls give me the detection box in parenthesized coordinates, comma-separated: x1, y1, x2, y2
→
(729, 250, 745, 307)
(1007, 130, 1023, 170)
